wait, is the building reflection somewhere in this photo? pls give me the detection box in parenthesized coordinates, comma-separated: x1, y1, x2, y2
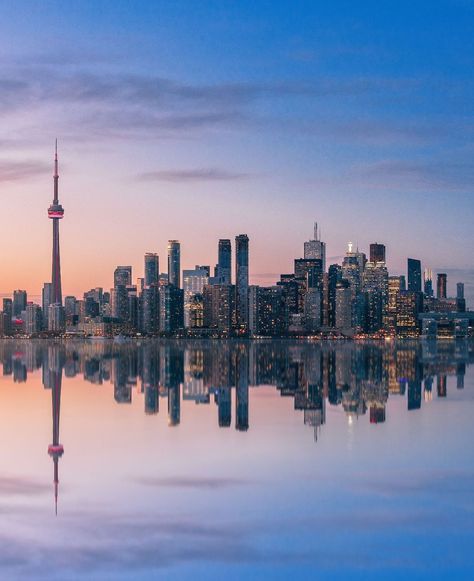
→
(0, 339, 472, 502)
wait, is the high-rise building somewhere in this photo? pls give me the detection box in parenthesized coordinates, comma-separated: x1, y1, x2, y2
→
(114, 266, 132, 288)
(407, 258, 422, 293)
(140, 285, 159, 334)
(167, 240, 181, 288)
(183, 266, 209, 327)
(335, 279, 352, 331)
(159, 284, 184, 333)
(342, 243, 365, 296)
(13, 290, 27, 317)
(25, 303, 42, 335)
(48, 141, 64, 309)
(2, 298, 12, 336)
(327, 264, 342, 327)
(42, 283, 53, 329)
(249, 286, 286, 336)
(203, 284, 235, 332)
(423, 268, 433, 297)
(235, 234, 249, 331)
(385, 276, 402, 335)
(457, 282, 464, 300)
(369, 243, 386, 264)
(48, 303, 65, 332)
(144, 253, 159, 287)
(437, 273, 447, 299)
(304, 222, 326, 272)
(217, 239, 232, 284)
(396, 291, 423, 337)
(64, 296, 77, 326)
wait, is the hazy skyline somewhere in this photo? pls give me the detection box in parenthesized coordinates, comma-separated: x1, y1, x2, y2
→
(1, 1, 473, 302)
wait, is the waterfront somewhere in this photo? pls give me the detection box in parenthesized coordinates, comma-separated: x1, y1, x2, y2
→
(0, 339, 473, 579)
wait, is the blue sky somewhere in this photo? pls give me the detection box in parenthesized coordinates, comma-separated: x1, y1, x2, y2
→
(0, 0, 473, 302)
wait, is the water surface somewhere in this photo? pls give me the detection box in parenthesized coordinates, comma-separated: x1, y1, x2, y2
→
(0, 339, 472, 580)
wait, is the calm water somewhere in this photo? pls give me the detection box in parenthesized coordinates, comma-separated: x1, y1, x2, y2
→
(0, 339, 473, 580)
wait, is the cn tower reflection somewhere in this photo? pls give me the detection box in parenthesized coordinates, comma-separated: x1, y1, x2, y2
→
(44, 345, 64, 515)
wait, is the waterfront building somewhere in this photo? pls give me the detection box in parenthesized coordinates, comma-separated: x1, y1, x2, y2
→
(304, 222, 326, 272)
(167, 240, 181, 288)
(235, 234, 249, 331)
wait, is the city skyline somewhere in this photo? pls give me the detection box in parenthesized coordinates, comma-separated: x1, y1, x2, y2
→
(0, 1, 473, 303)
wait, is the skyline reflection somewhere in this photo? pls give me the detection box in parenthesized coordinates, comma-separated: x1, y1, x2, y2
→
(2, 339, 472, 441)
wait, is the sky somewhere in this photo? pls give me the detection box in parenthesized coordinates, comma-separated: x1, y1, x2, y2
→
(0, 0, 473, 303)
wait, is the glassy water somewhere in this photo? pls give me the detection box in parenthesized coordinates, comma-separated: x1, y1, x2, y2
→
(0, 339, 473, 580)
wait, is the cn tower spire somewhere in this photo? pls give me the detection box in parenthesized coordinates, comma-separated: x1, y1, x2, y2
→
(48, 140, 64, 307)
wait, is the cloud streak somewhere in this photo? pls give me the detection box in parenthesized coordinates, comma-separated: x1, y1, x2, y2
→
(0, 160, 49, 183)
(137, 168, 253, 183)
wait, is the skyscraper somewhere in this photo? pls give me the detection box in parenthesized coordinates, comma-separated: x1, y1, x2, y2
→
(437, 273, 447, 299)
(235, 234, 249, 331)
(457, 282, 465, 300)
(144, 253, 159, 287)
(407, 258, 422, 293)
(369, 243, 386, 264)
(114, 266, 132, 287)
(217, 239, 232, 284)
(183, 266, 209, 327)
(423, 268, 433, 297)
(48, 141, 64, 307)
(304, 222, 326, 272)
(168, 240, 181, 288)
(13, 290, 27, 317)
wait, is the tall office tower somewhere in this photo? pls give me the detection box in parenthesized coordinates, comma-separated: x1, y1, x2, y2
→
(46, 345, 64, 515)
(144, 253, 159, 287)
(217, 239, 232, 284)
(407, 258, 422, 293)
(437, 273, 447, 299)
(110, 286, 129, 321)
(396, 291, 423, 338)
(400, 275, 406, 291)
(114, 266, 132, 288)
(457, 282, 465, 300)
(203, 284, 236, 332)
(183, 266, 209, 327)
(295, 258, 324, 289)
(48, 303, 65, 332)
(235, 234, 249, 330)
(335, 279, 352, 331)
(304, 222, 326, 272)
(2, 298, 12, 335)
(42, 283, 53, 329)
(167, 240, 181, 288)
(328, 264, 342, 327)
(342, 243, 365, 296)
(369, 243, 386, 264)
(64, 296, 77, 326)
(48, 141, 64, 307)
(385, 276, 402, 335)
(140, 285, 159, 333)
(159, 285, 184, 333)
(13, 290, 27, 317)
(249, 286, 286, 336)
(423, 268, 433, 297)
(363, 262, 389, 332)
(25, 303, 42, 335)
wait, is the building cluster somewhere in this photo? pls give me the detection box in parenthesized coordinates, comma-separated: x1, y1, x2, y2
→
(1, 224, 471, 339)
(0, 148, 471, 340)
(1, 340, 471, 441)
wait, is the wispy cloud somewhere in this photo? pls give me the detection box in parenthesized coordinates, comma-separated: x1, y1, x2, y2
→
(137, 168, 253, 183)
(136, 476, 250, 489)
(0, 160, 49, 183)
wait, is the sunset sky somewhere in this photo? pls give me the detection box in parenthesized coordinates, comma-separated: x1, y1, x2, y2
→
(0, 1, 473, 303)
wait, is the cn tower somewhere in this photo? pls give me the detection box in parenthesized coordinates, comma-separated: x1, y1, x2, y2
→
(48, 140, 64, 305)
